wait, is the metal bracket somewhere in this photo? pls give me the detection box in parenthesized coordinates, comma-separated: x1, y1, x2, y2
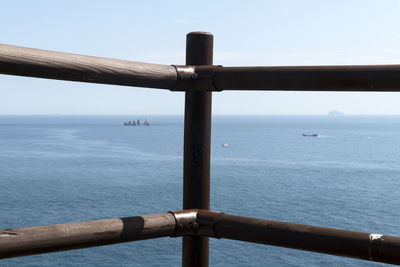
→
(169, 210, 199, 236)
(169, 209, 224, 237)
(171, 65, 222, 92)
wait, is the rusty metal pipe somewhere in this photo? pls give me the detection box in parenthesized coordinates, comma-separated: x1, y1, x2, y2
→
(0, 213, 176, 259)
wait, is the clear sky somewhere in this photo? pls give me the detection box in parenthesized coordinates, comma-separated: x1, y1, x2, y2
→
(1, 0, 400, 115)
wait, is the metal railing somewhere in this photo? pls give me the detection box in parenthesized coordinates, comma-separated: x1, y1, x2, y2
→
(1, 32, 400, 266)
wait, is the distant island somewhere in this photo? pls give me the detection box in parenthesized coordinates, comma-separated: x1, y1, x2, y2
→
(328, 110, 344, 115)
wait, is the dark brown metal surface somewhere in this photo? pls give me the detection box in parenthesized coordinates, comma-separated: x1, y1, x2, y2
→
(0, 43, 177, 89)
(213, 65, 400, 91)
(3, 43, 400, 92)
(209, 212, 400, 265)
(2, 209, 400, 265)
(0, 213, 176, 259)
(182, 32, 213, 267)
(174, 209, 400, 265)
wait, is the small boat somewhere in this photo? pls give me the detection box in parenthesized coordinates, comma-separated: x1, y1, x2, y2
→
(302, 134, 318, 137)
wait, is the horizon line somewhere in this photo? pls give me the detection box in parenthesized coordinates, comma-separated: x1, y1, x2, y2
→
(1, 113, 400, 116)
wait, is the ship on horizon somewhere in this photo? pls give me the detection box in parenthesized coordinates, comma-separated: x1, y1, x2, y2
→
(123, 119, 150, 126)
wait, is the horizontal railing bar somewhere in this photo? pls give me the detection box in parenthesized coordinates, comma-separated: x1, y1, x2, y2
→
(172, 210, 400, 265)
(0, 44, 177, 89)
(213, 65, 400, 91)
(0, 213, 176, 259)
(202, 211, 400, 265)
(3, 43, 400, 92)
(1, 209, 400, 264)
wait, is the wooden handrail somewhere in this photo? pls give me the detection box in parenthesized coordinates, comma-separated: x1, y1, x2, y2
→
(0, 213, 176, 259)
(2, 209, 400, 265)
(3, 43, 400, 92)
(0, 44, 177, 89)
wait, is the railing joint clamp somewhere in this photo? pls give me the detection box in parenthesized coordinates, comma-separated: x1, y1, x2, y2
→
(171, 65, 222, 92)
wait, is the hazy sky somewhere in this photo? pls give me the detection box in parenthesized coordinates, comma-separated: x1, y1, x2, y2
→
(1, 0, 400, 115)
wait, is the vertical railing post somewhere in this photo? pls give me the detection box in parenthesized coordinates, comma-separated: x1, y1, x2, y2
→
(182, 32, 213, 267)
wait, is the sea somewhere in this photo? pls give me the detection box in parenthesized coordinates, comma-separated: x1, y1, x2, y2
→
(1, 115, 399, 266)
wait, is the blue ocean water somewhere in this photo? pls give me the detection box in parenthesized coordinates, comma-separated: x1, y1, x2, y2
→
(1, 115, 399, 266)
